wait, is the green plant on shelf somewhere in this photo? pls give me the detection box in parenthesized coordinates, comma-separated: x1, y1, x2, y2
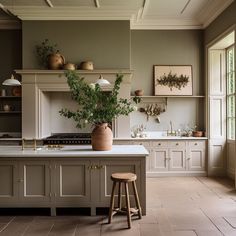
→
(35, 39, 60, 68)
(156, 71, 189, 90)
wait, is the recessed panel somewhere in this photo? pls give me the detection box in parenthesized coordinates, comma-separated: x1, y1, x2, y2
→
(170, 150, 185, 170)
(212, 145, 224, 168)
(60, 165, 85, 196)
(25, 165, 46, 196)
(211, 99, 223, 137)
(190, 151, 203, 168)
(154, 150, 168, 170)
(210, 50, 224, 95)
(0, 165, 13, 196)
(51, 0, 94, 7)
(145, 0, 188, 17)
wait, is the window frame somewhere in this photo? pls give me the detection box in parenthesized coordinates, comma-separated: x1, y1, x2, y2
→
(226, 44, 235, 140)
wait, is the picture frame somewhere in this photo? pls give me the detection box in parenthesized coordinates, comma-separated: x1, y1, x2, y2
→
(154, 65, 193, 96)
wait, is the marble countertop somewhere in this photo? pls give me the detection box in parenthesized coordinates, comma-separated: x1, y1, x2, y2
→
(114, 136, 207, 141)
(0, 145, 149, 158)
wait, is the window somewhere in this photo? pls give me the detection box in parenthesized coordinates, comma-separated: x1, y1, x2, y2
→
(226, 45, 235, 140)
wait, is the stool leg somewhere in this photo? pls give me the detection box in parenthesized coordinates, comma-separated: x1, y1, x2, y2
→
(132, 181, 142, 219)
(108, 181, 116, 224)
(124, 182, 131, 229)
(118, 182, 122, 210)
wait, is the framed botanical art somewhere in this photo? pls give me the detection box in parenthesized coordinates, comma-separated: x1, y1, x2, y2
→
(154, 65, 193, 96)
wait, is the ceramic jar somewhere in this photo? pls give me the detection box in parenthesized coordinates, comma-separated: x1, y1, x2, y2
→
(80, 61, 94, 70)
(47, 53, 65, 70)
(63, 63, 76, 70)
(91, 123, 113, 151)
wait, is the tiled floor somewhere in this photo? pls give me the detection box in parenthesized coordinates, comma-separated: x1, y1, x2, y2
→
(0, 177, 236, 236)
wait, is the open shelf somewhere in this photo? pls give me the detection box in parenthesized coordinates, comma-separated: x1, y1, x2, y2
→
(0, 111, 22, 114)
(0, 96, 21, 99)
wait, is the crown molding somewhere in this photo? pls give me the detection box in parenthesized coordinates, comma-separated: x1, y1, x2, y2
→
(0, 0, 234, 29)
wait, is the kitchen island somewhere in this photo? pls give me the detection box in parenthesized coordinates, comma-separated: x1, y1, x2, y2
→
(0, 145, 148, 216)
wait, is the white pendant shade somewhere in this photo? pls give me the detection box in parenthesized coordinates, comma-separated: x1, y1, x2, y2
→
(2, 75, 21, 86)
(95, 75, 110, 86)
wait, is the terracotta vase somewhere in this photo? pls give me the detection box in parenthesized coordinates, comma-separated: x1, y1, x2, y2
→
(47, 53, 65, 70)
(91, 123, 113, 151)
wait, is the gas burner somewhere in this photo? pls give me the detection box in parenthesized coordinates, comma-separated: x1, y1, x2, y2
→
(43, 133, 91, 145)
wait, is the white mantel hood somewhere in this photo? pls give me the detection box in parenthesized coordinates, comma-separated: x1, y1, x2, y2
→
(16, 69, 133, 139)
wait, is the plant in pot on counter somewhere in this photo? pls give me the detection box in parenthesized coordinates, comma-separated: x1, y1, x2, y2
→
(59, 71, 140, 151)
(35, 39, 65, 69)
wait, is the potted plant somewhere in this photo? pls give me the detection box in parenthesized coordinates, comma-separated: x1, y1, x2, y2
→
(35, 39, 65, 69)
(59, 71, 140, 151)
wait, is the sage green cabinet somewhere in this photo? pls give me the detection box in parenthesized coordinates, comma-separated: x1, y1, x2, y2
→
(0, 161, 18, 203)
(0, 156, 146, 215)
(18, 161, 51, 203)
(115, 140, 207, 176)
(54, 160, 91, 204)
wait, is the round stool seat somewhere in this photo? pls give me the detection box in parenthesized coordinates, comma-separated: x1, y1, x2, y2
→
(111, 172, 137, 182)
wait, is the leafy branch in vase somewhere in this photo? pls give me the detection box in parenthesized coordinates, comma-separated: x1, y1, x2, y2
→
(156, 71, 189, 90)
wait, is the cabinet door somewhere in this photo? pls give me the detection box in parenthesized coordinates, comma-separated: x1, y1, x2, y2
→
(133, 141, 151, 171)
(151, 148, 169, 172)
(99, 159, 141, 205)
(169, 149, 186, 171)
(0, 161, 18, 203)
(188, 149, 205, 171)
(54, 160, 91, 204)
(19, 161, 51, 203)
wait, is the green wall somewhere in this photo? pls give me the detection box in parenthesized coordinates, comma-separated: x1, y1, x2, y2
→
(22, 21, 130, 69)
(131, 30, 204, 95)
(205, 1, 236, 45)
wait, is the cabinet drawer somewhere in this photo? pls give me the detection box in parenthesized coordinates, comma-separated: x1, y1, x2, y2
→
(114, 140, 133, 145)
(188, 141, 205, 149)
(168, 141, 186, 148)
(152, 141, 168, 147)
(133, 141, 150, 147)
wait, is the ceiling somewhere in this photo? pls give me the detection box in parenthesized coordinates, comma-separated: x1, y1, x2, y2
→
(0, 0, 234, 29)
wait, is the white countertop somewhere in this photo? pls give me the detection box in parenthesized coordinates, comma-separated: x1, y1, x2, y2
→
(114, 137, 207, 141)
(0, 145, 149, 158)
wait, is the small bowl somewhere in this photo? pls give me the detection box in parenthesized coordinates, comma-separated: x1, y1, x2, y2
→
(134, 89, 144, 96)
(192, 131, 204, 137)
(63, 63, 76, 70)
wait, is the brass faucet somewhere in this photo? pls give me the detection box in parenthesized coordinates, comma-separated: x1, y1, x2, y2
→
(167, 121, 176, 136)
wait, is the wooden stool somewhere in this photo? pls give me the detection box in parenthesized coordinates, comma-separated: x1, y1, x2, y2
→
(108, 172, 142, 229)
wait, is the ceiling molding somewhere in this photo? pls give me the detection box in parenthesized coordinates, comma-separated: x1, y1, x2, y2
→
(197, 0, 234, 28)
(0, 3, 14, 16)
(94, 0, 100, 8)
(45, 0, 53, 8)
(9, 6, 137, 20)
(141, 0, 149, 19)
(180, 0, 191, 14)
(0, 0, 234, 30)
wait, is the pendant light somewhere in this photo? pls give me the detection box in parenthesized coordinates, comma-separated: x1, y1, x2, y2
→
(95, 75, 110, 86)
(2, 74, 21, 86)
